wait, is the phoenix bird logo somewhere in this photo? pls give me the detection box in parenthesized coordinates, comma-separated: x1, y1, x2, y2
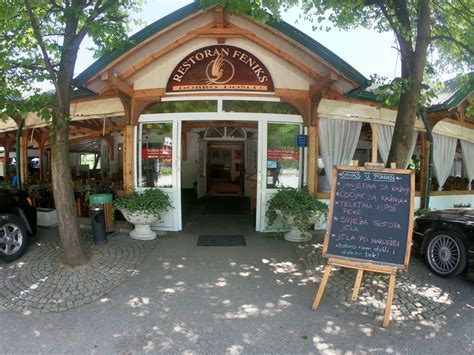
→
(205, 54, 234, 85)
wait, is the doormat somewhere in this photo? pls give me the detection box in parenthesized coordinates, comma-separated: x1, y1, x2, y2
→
(197, 234, 247, 246)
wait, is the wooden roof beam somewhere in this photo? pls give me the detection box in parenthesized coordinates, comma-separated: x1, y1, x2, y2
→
(32, 131, 49, 149)
(121, 32, 199, 81)
(214, 6, 225, 29)
(234, 25, 336, 85)
(68, 125, 124, 135)
(0, 136, 16, 149)
(310, 72, 339, 100)
(69, 120, 98, 130)
(457, 101, 466, 125)
(101, 71, 134, 97)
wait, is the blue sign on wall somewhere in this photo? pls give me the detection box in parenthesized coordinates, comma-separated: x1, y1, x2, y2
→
(296, 134, 308, 147)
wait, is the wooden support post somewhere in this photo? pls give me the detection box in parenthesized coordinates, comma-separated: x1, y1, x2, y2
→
(123, 125, 134, 192)
(351, 269, 364, 301)
(76, 196, 83, 217)
(383, 273, 396, 328)
(419, 133, 429, 208)
(371, 123, 378, 163)
(307, 125, 318, 194)
(311, 264, 332, 311)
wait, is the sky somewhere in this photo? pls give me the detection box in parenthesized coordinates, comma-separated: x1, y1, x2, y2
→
(74, 0, 402, 81)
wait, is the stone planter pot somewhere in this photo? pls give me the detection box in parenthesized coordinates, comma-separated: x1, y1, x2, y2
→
(276, 210, 320, 243)
(120, 209, 160, 240)
(37, 208, 58, 228)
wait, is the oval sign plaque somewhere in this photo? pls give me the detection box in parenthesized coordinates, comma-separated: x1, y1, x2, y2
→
(166, 45, 274, 93)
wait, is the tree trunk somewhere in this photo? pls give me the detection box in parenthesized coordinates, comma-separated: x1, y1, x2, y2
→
(386, 0, 431, 169)
(386, 86, 421, 168)
(50, 112, 90, 267)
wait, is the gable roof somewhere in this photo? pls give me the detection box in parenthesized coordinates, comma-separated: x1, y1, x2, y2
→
(346, 73, 474, 112)
(74, 2, 368, 89)
(427, 72, 473, 112)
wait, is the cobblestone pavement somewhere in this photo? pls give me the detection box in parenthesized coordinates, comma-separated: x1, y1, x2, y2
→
(0, 227, 456, 321)
(294, 231, 455, 322)
(0, 231, 158, 314)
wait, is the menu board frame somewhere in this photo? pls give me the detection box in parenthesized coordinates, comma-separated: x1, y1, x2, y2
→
(322, 165, 415, 271)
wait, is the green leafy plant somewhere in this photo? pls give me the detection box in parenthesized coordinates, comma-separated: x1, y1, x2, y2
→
(414, 208, 431, 217)
(114, 189, 172, 219)
(453, 203, 471, 208)
(29, 184, 51, 199)
(266, 187, 328, 236)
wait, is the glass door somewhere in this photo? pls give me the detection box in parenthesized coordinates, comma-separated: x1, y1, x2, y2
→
(137, 119, 182, 231)
(257, 121, 304, 231)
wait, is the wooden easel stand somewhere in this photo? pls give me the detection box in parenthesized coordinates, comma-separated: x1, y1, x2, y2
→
(311, 258, 397, 328)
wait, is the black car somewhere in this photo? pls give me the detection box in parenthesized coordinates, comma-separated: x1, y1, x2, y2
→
(0, 188, 37, 262)
(413, 208, 474, 278)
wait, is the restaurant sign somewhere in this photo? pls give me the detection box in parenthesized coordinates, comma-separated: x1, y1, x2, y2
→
(166, 45, 274, 93)
(142, 147, 172, 160)
(267, 148, 299, 161)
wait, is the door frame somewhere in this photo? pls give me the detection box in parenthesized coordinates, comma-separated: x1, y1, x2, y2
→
(257, 119, 305, 231)
(137, 97, 304, 232)
(136, 116, 182, 231)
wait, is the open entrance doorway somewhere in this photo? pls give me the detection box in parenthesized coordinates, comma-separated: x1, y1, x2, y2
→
(180, 121, 257, 229)
(136, 99, 304, 233)
(207, 142, 244, 196)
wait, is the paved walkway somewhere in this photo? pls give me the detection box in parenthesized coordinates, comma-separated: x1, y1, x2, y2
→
(294, 232, 453, 322)
(1, 216, 472, 354)
(0, 229, 157, 313)
(0, 226, 457, 322)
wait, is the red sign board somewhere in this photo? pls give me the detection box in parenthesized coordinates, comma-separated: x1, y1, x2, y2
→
(142, 147, 172, 160)
(167, 45, 274, 93)
(267, 149, 299, 161)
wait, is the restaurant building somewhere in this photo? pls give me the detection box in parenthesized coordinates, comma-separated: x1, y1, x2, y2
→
(0, 3, 473, 232)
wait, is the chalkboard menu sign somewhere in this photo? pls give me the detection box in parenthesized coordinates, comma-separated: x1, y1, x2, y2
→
(323, 166, 415, 269)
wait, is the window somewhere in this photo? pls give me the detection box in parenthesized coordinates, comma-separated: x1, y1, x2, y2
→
(143, 100, 217, 114)
(223, 100, 299, 114)
(266, 123, 301, 189)
(80, 153, 100, 169)
(138, 123, 173, 188)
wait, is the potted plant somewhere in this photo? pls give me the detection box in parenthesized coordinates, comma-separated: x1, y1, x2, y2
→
(266, 187, 328, 242)
(114, 189, 172, 240)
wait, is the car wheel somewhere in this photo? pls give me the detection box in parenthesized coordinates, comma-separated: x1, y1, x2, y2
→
(0, 214, 29, 262)
(424, 230, 467, 278)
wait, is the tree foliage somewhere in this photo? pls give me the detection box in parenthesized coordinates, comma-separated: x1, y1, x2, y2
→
(0, 0, 141, 120)
(200, 0, 296, 21)
(298, 0, 473, 69)
(296, 0, 473, 167)
(201, 0, 473, 168)
(0, 0, 141, 267)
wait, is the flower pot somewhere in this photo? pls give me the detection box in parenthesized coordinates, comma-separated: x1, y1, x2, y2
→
(277, 210, 320, 243)
(37, 208, 58, 228)
(120, 209, 160, 240)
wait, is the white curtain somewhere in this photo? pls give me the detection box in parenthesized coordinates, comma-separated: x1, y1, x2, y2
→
(319, 118, 362, 187)
(460, 140, 474, 190)
(377, 124, 418, 168)
(433, 133, 457, 191)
